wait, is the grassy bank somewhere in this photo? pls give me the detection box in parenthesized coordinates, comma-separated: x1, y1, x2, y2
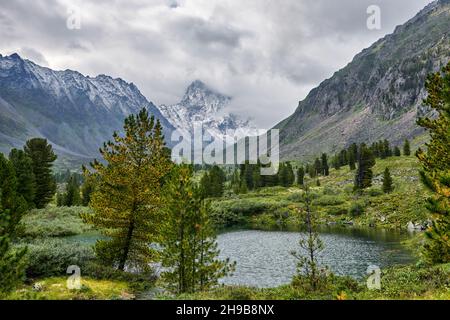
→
(164, 263, 450, 300)
(211, 156, 430, 230)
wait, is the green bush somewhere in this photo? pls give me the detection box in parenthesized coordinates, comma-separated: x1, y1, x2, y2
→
(21, 207, 92, 239)
(327, 205, 349, 216)
(286, 192, 303, 202)
(313, 195, 345, 206)
(21, 239, 95, 278)
(349, 201, 366, 217)
(367, 188, 383, 197)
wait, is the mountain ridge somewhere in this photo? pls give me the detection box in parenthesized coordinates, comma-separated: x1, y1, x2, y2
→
(276, 0, 450, 160)
(0, 53, 173, 165)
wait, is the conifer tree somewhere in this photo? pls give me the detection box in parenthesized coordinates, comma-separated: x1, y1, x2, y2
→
(394, 146, 401, 157)
(231, 169, 241, 194)
(346, 143, 357, 171)
(286, 162, 295, 186)
(24, 138, 57, 209)
(297, 166, 305, 186)
(332, 154, 341, 170)
(291, 183, 325, 291)
(416, 62, 450, 263)
(339, 149, 348, 166)
(81, 176, 96, 206)
(82, 109, 172, 271)
(403, 139, 411, 156)
(382, 168, 394, 193)
(0, 155, 27, 295)
(64, 174, 82, 207)
(354, 144, 376, 191)
(9, 149, 36, 209)
(308, 163, 316, 179)
(321, 153, 329, 176)
(314, 158, 322, 176)
(160, 165, 234, 293)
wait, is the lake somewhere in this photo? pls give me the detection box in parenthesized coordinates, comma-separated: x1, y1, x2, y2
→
(67, 226, 416, 288)
(217, 227, 415, 288)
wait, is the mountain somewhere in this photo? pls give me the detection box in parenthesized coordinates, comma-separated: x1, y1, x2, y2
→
(277, 0, 450, 160)
(158, 80, 254, 144)
(0, 53, 173, 166)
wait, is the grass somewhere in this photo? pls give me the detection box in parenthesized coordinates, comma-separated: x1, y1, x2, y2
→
(210, 156, 430, 230)
(5, 277, 133, 300)
(163, 263, 450, 301)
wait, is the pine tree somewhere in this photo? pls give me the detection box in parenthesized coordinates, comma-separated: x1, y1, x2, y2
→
(160, 164, 234, 293)
(231, 169, 240, 194)
(314, 158, 322, 176)
(82, 109, 172, 271)
(332, 154, 341, 170)
(81, 176, 95, 206)
(403, 139, 411, 156)
(382, 168, 394, 193)
(24, 138, 57, 209)
(394, 146, 401, 157)
(354, 144, 376, 191)
(307, 163, 316, 179)
(0, 154, 27, 295)
(321, 153, 329, 176)
(200, 166, 226, 198)
(64, 174, 82, 207)
(286, 162, 295, 186)
(348, 143, 358, 170)
(8, 149, 36, 209)
(383, 139, 392, 158)
(291, 183, 325, 291)
(416, 62, 450, 263)
(297, 166, 305, 186)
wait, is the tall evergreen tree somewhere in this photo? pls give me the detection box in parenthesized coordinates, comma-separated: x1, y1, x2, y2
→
(354, 144, 376, 191)
(8, 149, 36, 209)
(160, 165, 234, 293)
(314, 158, 322, 176)
(64, 174, 82, 207)
(416, 62, 450, 263)
(81, 176, 96, 206)
(321, 154, 329, 176)
(403, 139, 411, 156)
(382, 168, 394, 193)
(347, 144, 358, 171)
(394, 146, 401, 157)
(24, 138, 57, 209)
(82, 109, 172, 271)
(297, 166, 305, 186)
(0, 155, 27, 295)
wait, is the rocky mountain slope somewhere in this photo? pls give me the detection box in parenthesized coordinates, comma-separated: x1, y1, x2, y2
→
(277, 0, 450, 160)
(0, 53, 173, 164)
(158, 80, 254, 145)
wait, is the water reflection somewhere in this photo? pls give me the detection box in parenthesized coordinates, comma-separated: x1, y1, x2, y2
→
(217, 227, 415, 288)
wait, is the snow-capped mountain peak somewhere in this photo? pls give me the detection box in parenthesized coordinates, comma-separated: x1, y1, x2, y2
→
(158, 81, 254, 143)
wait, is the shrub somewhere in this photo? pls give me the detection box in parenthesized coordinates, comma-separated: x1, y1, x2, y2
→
(349, 201, 366, 217)
(21, 239, 95, 278)
(20, 207, 92, 239)
(327, 205, 349, 216)
(313, 195, 345, 207)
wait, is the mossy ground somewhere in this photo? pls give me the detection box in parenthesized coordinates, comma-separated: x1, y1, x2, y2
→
(5, 277, 133, 300)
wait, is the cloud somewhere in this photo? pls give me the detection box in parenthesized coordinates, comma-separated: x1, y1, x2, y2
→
(0, 0, 434, 127)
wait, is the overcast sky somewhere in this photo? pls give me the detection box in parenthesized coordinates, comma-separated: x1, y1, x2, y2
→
(0, 0, 434, 127)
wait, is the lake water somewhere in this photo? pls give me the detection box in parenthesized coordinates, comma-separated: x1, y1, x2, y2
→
(67, 227, 416, 288)
(217, 227, 415, 288)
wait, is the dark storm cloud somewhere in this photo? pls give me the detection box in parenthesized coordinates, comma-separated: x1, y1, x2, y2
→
(0, 0, 434, 127)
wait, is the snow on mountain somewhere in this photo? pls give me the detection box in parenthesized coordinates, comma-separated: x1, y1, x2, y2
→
(0, 53, 173, 162)
(158, 80, 256, 144)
